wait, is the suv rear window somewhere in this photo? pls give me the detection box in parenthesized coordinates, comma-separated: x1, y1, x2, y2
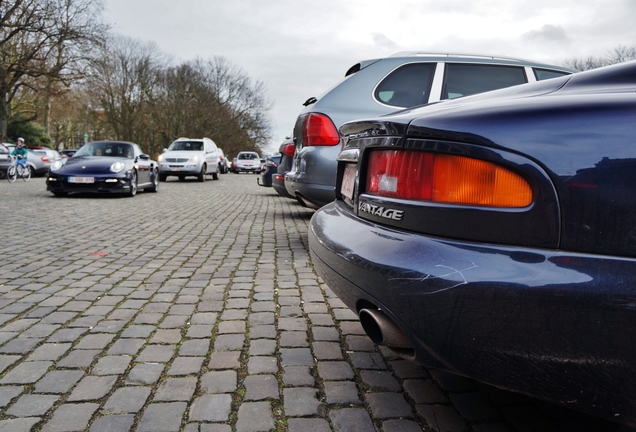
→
(443, 63, 527, 100)
(374, 63, 436, 107)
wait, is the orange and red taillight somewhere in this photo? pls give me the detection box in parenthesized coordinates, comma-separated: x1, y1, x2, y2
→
(365, 150, 533, 207)
(303, 113, 340, 146)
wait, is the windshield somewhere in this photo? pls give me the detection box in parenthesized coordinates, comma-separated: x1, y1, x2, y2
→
(239, 153, 259, 160)
(168, 141, 203, 151)
(76, 142, 134, 158)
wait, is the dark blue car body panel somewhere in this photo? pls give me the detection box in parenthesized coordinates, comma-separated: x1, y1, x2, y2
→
(308, 60, 636, 426)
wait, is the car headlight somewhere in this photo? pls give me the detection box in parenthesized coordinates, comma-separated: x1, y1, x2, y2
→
(190, 156, 199, 163)
(50, 160, 64, 171)
(110, 162, 125, 173)
(158, 155, 165, 162)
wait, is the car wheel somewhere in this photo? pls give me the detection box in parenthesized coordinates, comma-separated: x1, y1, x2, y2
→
(146, 168, 159, 192)
(29, 166, 35, 177)
(198, 164, 206, 182)
(128, 170, 138, 197)
(159, 173, 167, 182)
(212, 165, 220, 180)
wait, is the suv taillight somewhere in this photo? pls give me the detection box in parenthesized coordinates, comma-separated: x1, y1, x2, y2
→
(281, 143, 295, 157)
(303, 113, 340, 146)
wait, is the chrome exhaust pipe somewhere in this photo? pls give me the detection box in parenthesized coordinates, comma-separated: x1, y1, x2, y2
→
(359, 308, 413, 349)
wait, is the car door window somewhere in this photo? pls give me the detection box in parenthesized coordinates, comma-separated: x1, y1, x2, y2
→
(374, 63, 436, 107)
(533, 68, 571, 81)
(442, 64, 527, 100)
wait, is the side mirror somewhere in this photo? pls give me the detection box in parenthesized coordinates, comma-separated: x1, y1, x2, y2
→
(162, 148, 168, 153)
(139, 154, 150, 160)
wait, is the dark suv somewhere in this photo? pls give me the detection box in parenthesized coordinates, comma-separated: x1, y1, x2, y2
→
(285, 52, 576, 209)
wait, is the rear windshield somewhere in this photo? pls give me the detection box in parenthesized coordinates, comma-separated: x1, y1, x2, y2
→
(239, 153, 259, 160)
(375, 63, 436, 107)
(169, 141, 204, 151)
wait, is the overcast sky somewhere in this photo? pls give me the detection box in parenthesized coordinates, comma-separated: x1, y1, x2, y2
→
(103, 0, 635, 153)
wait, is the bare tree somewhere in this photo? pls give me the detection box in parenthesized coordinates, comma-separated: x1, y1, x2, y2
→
(0, 0, 107, 140)
(563, 45, 636, 70)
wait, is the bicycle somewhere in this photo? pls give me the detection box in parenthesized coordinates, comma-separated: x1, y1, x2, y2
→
(7, 155, 31, 183)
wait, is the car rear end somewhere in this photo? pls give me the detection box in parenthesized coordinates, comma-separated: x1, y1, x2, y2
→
(273, 139, 294, 198)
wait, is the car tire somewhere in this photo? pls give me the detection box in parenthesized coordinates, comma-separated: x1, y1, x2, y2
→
(159, 173, 167, 182)
(128, 170, 138, 197)
(198, 164, 206, 182)
(212, 165, 220, 180)
(146, 168, 159, 193)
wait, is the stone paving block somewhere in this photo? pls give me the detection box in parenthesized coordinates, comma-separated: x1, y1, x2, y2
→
(34, 370, 85, 394)
(75, 333, 115, 349)
(200, 370, 237, 393)
(244, 374, 279, 401)
(416, 404, 468, 432)
(2, 319, 39, 332)
(179, 339, 210, 356)
(5, 394, 59, 417)
(126, 363, 164, 385)
(137, 402, 187, 432)
(248, 356, 278, 374)
(154, 377, 197, 401)
(249, 339, 276, 356)
(382, 419, 425, 432)
(121, 325, 155, 338)
(190, 312, 218, 324)
(209, 351, 241, 369)
(0, 354, 21, 373)
(137, 345, 176, 362)
(150, 329, 182, 344)
(92, 355, 132, 375)
(338, 321, 366, 335)
(345, 335, 375, 352)
(329, 408, 375, 432)
(0, 360, 52, 384)
(21, 323, 60, 338)
(214, 334, 245, 351)
(0, 386, 23, 407)
(107, 338, 145, 355)
(0, 332, 17, 346)
(57, 349, 101, 368)
(403, 379, 448, 404)
(278, 317, 307, 331)
(312, 326, 340, 341)
(103, 386, 151, 413)
(280, 348, 313, 366)
(360, 370, 401, 392)
(41, 402, 100, 432)
(349, 352, 387, 370)
(317, 361, 354, 381)
(389, 359, 429, 379)
(283, 387, 323, 416)
(312, 341, 343, 360)
(221, 309, 248, 321)
(283, 365, 315, 387)
(68, 315, 102, 328)
(89, 414, 135, 432)
(303, 303, 328, 314)
(280, 306, 303, 317)
(236, 401, 274, 432)
(248, 312, 274, 325)
(167, 356, 204, 375)
(279, 331, 308, 348)
(0, 337, 42, 354)
(68, 375, 117, 401)
(218, 320, 246, 334)
(47, 327, 88, 343)
(92, 319, 129, 333)
(287, 418, 331, 432)
(134, 313, 163, 324)
(186, 324, 214, 338)
(189, 394, 232, 422)
(365, 392, 414, 419)
(324, 381, 361, 404)
(0, 417, 41, 431)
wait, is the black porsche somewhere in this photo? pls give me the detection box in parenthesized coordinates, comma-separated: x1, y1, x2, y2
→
(309, 60, 636, 426)
(46, 141, 159, 197)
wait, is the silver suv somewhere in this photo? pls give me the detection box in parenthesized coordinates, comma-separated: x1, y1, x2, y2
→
(158, 137, 221, 182)
(285, 52, 576, 209)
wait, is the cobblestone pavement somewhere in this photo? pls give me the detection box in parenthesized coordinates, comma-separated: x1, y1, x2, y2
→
(0, 175, 630, 432)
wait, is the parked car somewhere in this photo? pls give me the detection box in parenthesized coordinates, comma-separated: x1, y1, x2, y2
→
(230, 158, 238, 173)
(286, 52, 576, 209)
(46, 141, 158, 197)
(257, 154, 281, 187)
(0, 143, 10, 178)
(234, 151, 261, 174)
(272, 138, 295, 199)
(218, 148, 229, 174)
(308, 60, 636, 427)
(5, 144, 61, 176)
(157, 137, 220, 182)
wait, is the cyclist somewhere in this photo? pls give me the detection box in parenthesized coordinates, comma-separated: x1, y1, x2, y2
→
(10, 137, 28, 176)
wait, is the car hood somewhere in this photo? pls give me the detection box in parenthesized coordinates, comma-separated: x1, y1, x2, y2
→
(55, 156, 130, 174)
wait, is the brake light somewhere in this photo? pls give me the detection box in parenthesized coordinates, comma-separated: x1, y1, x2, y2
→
(366, 150, 532, 207)
(41, 157, 49, 162)
(303, 113, 340, 146)
(281, 143, 295, 157)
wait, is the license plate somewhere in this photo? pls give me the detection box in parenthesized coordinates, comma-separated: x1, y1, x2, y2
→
(170, 168, 181, 171)
(68, 176, 94, 184)
(341, 163, 356, 200)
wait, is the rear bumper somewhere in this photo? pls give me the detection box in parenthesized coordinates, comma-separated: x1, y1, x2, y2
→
(309, 200, 636, 426)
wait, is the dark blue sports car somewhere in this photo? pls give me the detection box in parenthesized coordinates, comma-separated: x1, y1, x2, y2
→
(309, 60, 636, 426)
(46, 141, 159, 197)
